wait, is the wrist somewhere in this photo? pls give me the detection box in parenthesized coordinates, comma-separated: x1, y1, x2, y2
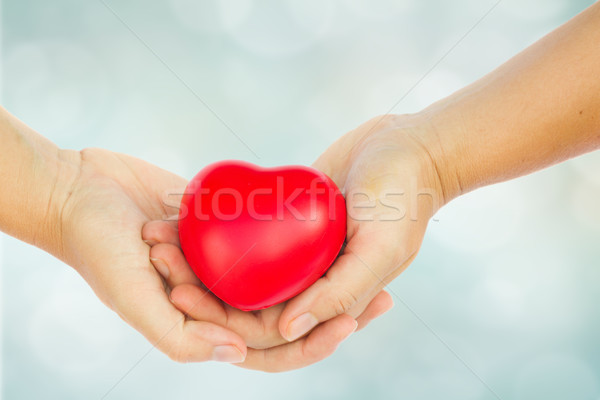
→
(402, 109, 468, 207)
(17, 145, 81, 259)
(0, 107, 81, 259)
(47, 148, 82, 260)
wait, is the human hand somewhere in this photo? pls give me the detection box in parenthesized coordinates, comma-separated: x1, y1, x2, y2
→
(142, 219, 394, 371)
(274, 2, 600, 343)
(275, 114, 447, 342)
(57, 148, 250, 363)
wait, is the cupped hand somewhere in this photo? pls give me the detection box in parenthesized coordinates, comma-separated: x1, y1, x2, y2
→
(58, 148, 249, 363)
(276, 114, 446, 343)
(142, 219, 394, 372)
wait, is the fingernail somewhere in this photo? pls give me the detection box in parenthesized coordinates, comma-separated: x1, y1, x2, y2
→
(344, 320, 359, 341)
(285, 312, 319, 342)
(150, 257, 170, 279)
(144, 239, 158, 246)
(212, 345, 245, 363)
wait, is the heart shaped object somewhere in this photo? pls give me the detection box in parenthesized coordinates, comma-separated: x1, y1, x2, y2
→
(178, 160, 347, 311)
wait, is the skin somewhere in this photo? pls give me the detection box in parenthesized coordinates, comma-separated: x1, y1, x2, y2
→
(142, 220, 393, 371)
(145, 115, 435, 370)
(275, 1, 600, 351)
(157, 2, 600, 371)
(0, 107, 392, 366)
(2, 1, 599, 373)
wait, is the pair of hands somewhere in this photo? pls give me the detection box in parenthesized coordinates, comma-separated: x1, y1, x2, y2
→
(60, 114, 445, 371)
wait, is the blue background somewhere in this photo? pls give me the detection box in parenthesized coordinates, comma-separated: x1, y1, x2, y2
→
(1, 0, 599, 399)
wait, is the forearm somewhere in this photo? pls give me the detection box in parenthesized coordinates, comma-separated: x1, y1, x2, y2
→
(0, 107, 79, 257)
(422, 2, 600, 202)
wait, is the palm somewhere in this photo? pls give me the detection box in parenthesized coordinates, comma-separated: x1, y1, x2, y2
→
(138, 146, 395, 369)
(60, 148, 247, 361)
(273, 115, 442, 343)
(316, 116, 439, 279)
(61, 149, 181, 299)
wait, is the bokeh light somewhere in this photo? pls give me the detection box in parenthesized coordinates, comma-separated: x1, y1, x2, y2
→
(169, 0, 254, 34)
(514, 354, 599, 400)
(227, 0, 335, 56)
(28, 269, 125, 373)
(429, 181, 526, 254)
(2, 0, 598, 399)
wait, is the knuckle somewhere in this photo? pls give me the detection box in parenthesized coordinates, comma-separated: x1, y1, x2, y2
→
(164, 342, 188, 364)
(300, 336, 335, 364)
(260, 349, 286, 373)
(159, 322, 190, 364)
(328, 289, 359, 315)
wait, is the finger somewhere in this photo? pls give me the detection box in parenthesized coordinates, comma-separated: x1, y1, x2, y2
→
(171, 284, 391, 349)
(324, 285, 393, 332)
(153, 245, 288, 348)
(238, 314, 357, 373)
(354, 290, 394, 331)
(149, 243, 203, 287)
(345, 285, 385, 320)
(278, 232, 405, 342)
(170, 284, 288, 349)
(110, 263, 247, 363)
(156, 243, 289, 349)
(142, 220, 180, 247)
(169, 284, 227, 323)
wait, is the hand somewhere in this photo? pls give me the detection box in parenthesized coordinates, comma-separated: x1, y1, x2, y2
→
(142, 220, 394, 372)
(58, 148, 249, 363)
(276, 114, 446, 342)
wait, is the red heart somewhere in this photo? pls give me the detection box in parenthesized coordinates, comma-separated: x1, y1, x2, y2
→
(178, 161, 347, 311)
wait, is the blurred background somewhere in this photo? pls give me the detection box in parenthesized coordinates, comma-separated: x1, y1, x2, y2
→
(2, 0, 600, 398)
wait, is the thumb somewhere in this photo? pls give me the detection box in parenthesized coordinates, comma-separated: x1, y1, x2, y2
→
(278, 234, 396, 342)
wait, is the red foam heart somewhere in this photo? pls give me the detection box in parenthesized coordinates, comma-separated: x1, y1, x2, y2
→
(178, 160, 346, 311)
